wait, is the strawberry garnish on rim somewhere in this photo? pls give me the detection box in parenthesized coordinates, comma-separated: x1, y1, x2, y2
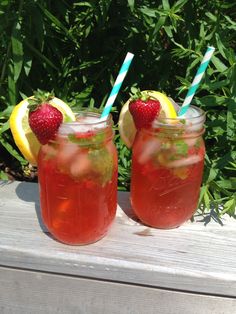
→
(129, 89, 161, 129)
(28, 90, 63, 145)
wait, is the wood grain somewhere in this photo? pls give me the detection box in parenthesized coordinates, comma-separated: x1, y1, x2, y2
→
(0, 267, 235, 314)
(0, 181, 236, 298)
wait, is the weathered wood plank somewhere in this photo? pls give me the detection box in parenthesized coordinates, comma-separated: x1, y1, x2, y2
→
(0, 181, 236, 297)
(0, 267, 235, 314)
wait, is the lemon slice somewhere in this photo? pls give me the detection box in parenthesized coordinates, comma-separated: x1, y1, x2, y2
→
(118, 99, 137, 148)
(10, 97, 75, 165)
(48, 97, 75, 122)
(118, 90, 177, 148)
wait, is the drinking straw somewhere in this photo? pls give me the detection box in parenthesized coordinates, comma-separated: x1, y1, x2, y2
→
(178, 46, 215, 116)
(100, 52, 134, 119)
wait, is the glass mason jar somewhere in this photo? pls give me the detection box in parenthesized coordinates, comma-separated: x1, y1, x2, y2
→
(37, 112, 118, 245)
(130, 106, 205, 229)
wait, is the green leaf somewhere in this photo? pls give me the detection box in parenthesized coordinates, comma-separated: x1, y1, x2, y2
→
(224, 15, 236, 30)
(229, 64, 236, 99)
(205, 12, 217, 22)
(0, 121, 10, 134)
(215, 33, 227, 60)
(32, 4, 44, 49)
(211, 55, 228, 72)
(151, 15, 167, 39)
(226, 100, 236, 140)
(206, 167, 219, 183)
(198, 185, 207, 207)
(162, 0, 170, 10)
(0, 170, 8, 181)
(37, 3, 74, 41)
(172, 0, 188, 11)
(11, 21, 23, 81)
(220, 197, 236, 216)
(216, 152, 236, 169)
(24, 55, 32, 77)
(163, 25, 173, 38)
(0, 136, 27, 164)
(174, 140, 188, 157)
(7, 61, 16, 106)
(203, 189, 211, 211)
(216, 179, 236, 190)
(24, 41, 58, 70)
(203, 79, 229, 91)
(139, 7, 157, 18)
(128, 0, 135, 12)
(0, 106, 14, 119)
(88, 147, 114, 185)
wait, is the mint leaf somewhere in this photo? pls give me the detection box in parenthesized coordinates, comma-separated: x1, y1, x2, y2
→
(175, 140, 188, 157)
(88, 147, 114, 185)
(68, 133, 105, 146)
(68, 134, 89, 145)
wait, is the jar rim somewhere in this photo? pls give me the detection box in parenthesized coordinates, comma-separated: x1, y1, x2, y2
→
(59, 111, 112, 135)
(152, 105, 205, 129)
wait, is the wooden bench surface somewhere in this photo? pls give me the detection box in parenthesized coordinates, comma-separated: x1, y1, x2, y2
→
(0, 180, 236, 313)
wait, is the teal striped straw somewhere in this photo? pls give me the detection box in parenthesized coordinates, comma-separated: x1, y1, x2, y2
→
(178, 46, 215, 116)
(100, 52, 134, 120)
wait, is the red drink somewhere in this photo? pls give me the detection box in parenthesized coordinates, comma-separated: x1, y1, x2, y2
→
(38, 113, 117, 245)
(131, 106, 205, 229)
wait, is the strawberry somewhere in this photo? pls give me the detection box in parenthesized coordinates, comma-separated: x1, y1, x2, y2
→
(28, 90, 63, 145)
(129, 90, 161, 129)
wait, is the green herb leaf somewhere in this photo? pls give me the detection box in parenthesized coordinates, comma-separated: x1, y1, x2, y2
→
(88, 148, 114, 185)
(175, 140, 188, 157)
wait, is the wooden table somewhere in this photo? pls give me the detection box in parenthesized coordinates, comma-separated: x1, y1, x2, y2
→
(0, 180, 235, 314)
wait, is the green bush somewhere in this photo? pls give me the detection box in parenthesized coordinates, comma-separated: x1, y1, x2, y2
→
(0, 0, 235, 217)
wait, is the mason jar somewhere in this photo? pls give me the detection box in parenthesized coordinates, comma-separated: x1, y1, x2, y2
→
(130, 106, 205, 229)
(38, 112, 118, 244)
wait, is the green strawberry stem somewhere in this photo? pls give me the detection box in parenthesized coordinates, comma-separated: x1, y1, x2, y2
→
(130, 87, 148, 102)
(130, 87, 158, 102)
(28, 89, 55, 111)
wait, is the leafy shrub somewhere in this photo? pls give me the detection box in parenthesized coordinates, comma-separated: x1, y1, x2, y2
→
(0, 0, 235, 217)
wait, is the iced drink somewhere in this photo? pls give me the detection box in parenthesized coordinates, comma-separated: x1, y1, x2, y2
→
(130, 106, 205, 229)
(38, 112, 118, 244)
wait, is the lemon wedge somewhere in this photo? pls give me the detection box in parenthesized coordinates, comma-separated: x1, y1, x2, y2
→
(118, 99, 137, 148)
(118, 90, 177, 148)
(10, 97, 75, 165)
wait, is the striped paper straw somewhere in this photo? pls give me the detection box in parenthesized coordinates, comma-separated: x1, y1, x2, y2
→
(100, 52, 134, 120)
(178, 46, 215, 116)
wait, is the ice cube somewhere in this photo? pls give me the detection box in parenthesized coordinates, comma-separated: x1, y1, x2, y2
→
(41, 144, 57, 159)
(166, 154, 202, 168)
(57, 144, 79, 165)
(57, 144, 80, 174)
(70, 153, 91, 178)
(180, 107, 199, 119)
(138, 139, 161, 164)
(178, 107, 205, 132)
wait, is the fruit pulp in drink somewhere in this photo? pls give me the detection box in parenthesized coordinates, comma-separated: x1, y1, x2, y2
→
(38, 115, 118, 245)
(131, 126, 205, 229)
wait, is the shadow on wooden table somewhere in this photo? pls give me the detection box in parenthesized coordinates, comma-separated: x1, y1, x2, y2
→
(194, 209, 224, 226)
(15, 181, 53, 239)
